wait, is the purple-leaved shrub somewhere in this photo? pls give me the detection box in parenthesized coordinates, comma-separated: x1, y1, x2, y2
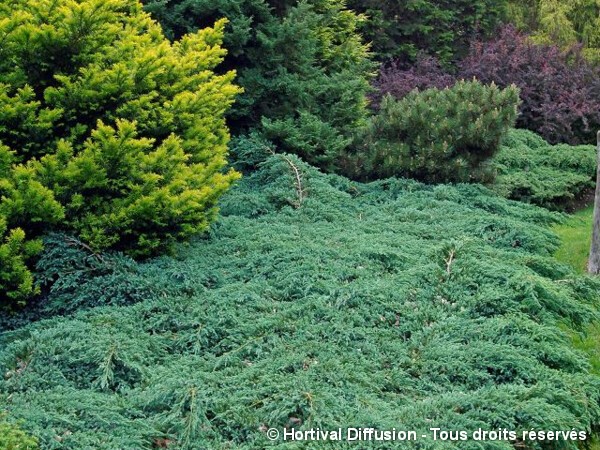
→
(371, 56, 455, 107)
(461, 26, 600, 145)
(374, 26, 600, 145)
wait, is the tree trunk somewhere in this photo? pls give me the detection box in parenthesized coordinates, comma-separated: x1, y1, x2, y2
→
(588, 131, 600, 274)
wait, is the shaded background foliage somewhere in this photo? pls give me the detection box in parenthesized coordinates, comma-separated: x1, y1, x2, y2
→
(374, 26, 600, 146)
(371, 56, 456, 107)
(507, 0, 600, 62)
(346, 0, 510, 63)
(460, 26, 600, 145)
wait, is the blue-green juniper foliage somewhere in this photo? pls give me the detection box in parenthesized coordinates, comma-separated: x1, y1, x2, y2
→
(1, 155, 599, 448)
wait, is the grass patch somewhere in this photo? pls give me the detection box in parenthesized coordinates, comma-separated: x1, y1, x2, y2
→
(552, 204, 600, 450)
(553, 205, 594, 273)
(552, 205, 600, 394)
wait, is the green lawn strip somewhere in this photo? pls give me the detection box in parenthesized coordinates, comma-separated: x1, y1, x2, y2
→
(553, 206, 600, 371)
(552, 206, 600, 371)
(552, 205, 600, 449)
(553, 206, 594, 274)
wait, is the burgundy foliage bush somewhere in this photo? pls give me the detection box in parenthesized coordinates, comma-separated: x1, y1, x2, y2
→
(372, 55, 456, 107)
(460, 26, 600, 145)
(374, 26, 600, 145)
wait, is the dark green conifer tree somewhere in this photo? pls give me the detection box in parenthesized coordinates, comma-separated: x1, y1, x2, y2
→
(143, 0, 375, 170)
(347, 0, 509, 62)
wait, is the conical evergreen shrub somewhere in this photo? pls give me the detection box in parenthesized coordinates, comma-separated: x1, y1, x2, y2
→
(0, 0, 241, 305)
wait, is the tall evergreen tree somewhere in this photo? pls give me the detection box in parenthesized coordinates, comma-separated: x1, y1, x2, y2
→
(143, 0, 375, 170)
(508, 0, 600, 62)
(346, 0, 509, 63)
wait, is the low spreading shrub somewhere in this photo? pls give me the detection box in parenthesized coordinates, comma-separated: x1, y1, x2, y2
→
(0, 0, 240, 305)
(349, 80, 520, 183)
(492, 129, 596, 210)
(32, 234, 155, 315)
(1, 156, 599, 448)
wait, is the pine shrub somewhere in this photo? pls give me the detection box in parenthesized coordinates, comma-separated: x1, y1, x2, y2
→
(0, 0, 241, 304)
(350, 81, 520, 183)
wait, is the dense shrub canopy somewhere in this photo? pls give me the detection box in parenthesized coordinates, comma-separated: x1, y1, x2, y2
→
(493, 129, 596, 210)
(374, 26, 600, 146)
(460, 26, 600, 145)
(1, 156, 599, 448)
(143, 0, 375, 171)
(0, 146, 63, 304)
(349, 81, 520, 184)
(346, 0, 509, 63)
(371, 56, 456, 107)
(0, 417, 38, 450)
(0, 0, 241, 304)
(508, 0, 600, 62)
